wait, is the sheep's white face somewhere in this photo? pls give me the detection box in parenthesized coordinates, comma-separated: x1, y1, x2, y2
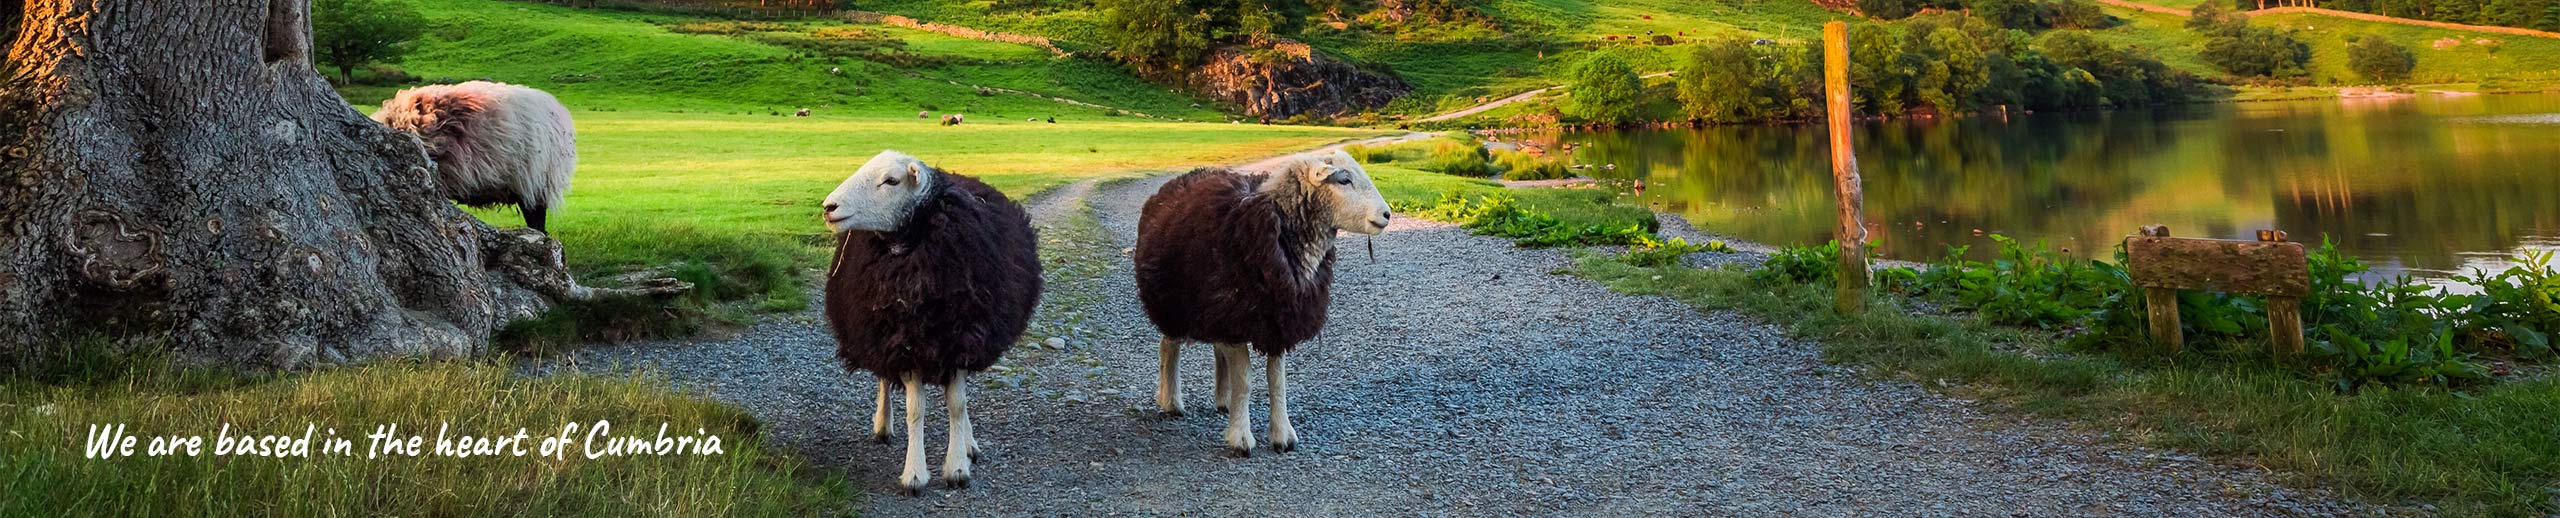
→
(823, 151, 937, 234)
(1307, 150, 1392, 235)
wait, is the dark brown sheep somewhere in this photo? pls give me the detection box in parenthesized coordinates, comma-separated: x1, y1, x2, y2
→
(1134, 151, 1391, 456)
(822, 151, 1041, 494)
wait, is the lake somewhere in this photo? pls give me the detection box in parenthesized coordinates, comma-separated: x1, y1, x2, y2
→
(1556, 92, 2560, 284)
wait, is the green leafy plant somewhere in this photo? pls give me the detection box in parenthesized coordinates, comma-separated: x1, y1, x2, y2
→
(2311, 324, 2490, 391)
(1621, 236, 1721, 267)
(1753, 240, 1844, 286)
(1409, 193, 1648, 247)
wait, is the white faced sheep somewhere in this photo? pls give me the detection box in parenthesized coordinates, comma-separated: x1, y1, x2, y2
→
(1133, 150, 1391, 456)
(822, 150, 1042, 494)
(372, 81, 576, 233)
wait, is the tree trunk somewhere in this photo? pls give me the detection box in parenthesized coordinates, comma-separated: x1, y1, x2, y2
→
(0, 0, 681, 370)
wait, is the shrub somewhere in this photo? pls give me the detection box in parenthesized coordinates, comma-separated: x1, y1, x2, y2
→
(1409, 193, 1649, 247)
(1753, 241, 1845, 286)
(2201, 26, 2311, 78)
(2346, 36, 2418, 83)
(1492, 149, 1570, 181)
(1565, 53, 1642, 125)
(1417, 140, 1491, 176)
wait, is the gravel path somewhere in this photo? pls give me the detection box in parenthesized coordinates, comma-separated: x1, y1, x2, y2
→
(530, 175, 2366, 516)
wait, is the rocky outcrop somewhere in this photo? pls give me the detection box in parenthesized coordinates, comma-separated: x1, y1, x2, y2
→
(1189, 40, 1410, 120)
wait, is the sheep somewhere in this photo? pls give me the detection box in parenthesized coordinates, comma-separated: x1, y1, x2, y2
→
(373, 81, 576, 233)
(941, 113, 965, 126)
(1132, 150, 1392, 456)
(822, 150, 1042, 493)
(796, 108, 812, 117)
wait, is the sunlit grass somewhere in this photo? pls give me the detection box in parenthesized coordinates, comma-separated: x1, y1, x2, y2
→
(0, 343, 851, 517)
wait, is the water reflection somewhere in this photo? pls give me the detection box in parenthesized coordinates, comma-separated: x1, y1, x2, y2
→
(1553, 92, 2560, 282)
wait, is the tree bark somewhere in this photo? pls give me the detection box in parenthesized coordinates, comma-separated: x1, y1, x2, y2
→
(1, 0, 679, 370)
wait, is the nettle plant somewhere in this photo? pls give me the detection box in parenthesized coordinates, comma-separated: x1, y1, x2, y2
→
(1773, 235, 2556, 391)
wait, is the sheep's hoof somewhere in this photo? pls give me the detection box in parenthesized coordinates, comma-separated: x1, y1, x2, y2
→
(1270, 441, 1295, 454)
(1214, 405, 1229, 413)
(1159, 408, 1186, 418)
(896, 485, 923, 497)
(871, 432, 891, 444)
(969, 449, 984, 462)
(1224, 446, 1252, 459)
(943, 477, 971, 490)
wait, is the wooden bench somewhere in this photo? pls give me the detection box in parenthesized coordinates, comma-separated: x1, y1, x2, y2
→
(2125, 226, 2310, 356)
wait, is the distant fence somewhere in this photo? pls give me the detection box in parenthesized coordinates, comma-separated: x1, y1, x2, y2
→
(842, 11, 1069, 57)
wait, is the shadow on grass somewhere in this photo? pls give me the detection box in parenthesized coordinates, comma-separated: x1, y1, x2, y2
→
(497, 220, 825, 356)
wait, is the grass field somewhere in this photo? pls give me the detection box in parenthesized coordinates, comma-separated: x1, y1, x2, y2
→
(2089, 4, 2560, 86)
(361, 0, 1226, 119)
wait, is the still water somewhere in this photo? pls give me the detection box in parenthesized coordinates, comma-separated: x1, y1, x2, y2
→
(1560, 92, 2560, 282)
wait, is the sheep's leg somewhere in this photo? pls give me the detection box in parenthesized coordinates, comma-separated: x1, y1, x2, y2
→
(1212, 344, 1232, 413)
(871, 378, 893, 444)
(524, 206, 548, 234)
(1156, 336, 1185, 417)
(1267, 353, 1296, 454)
(942, 374, 974, 489)
(897, 373, 929, 495)
(1218, 343, 1255, 457)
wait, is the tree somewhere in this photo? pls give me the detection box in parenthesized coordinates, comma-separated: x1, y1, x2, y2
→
(1848, 23, 1912, 114)
(0, 1, 684, 370)
(1677, 40, 1769, 123)
(1098, 0, 1311, 76)
(1923, 28, 1990, 112)
(312, 0, 427, 85)
(1859, 0, 1922, 20)
(2185, 1, 2249, 36)
(2201, 26, 2311, 78)
(2542, 1, 2560, 31)
(1565, 53, 1641, 125)
(2346, 35, 2418, 82)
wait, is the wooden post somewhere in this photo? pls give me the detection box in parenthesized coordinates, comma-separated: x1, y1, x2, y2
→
(2139, 226, 2184, 355)
(1821, 21, 1868, 314)
(2260, 230, 2305, 357)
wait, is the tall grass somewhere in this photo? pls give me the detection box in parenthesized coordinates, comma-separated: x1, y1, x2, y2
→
(0, 340, 852, 517)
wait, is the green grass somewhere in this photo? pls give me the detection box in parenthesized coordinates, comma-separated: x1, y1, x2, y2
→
(345, 2, 1388, 347)
(0, 341, 851, 516)
(2091, 4, 2560, 86)
(1574, 257, 2560, 515)
(376, 0, 1223, 119)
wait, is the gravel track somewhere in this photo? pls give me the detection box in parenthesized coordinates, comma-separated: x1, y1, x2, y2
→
(531, 175, 2366, 516)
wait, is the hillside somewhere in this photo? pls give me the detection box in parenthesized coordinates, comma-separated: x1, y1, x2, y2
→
(365, 0, 2560, 125)
(356, 0, 1227, 120)
(2087, 4, 2560, 86)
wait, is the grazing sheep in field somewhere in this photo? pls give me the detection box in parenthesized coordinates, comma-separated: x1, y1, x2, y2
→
(1133, 150, 1391, 456)
(941, 113, 965, 126)
(796, 108, 812, 117)
(823, 150, 1042, 494)
(373, 81, 576, 233)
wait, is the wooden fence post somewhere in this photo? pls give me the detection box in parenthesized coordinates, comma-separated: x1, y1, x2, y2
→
(2138, 226, 2184, 355)
(1821, 21, 1868, 314)
(2259, 230, 2305, 357)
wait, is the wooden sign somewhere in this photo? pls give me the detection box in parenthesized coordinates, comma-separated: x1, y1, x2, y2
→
(2123, 226, 2310, 356)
